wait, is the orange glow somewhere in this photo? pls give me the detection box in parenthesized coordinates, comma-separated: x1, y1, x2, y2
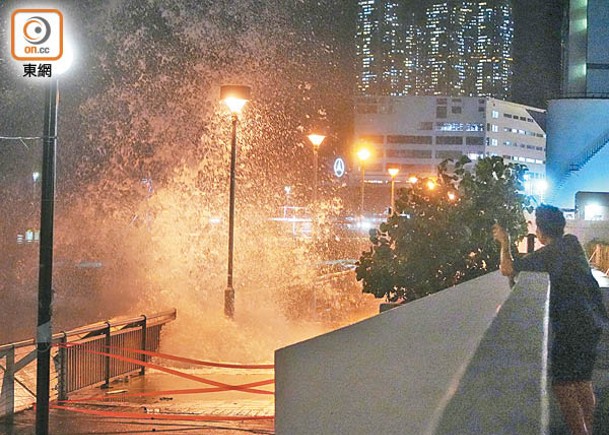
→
(447, 191, 457, 201)
(426, 180, 436, 190)
(408, 176, 418, 184)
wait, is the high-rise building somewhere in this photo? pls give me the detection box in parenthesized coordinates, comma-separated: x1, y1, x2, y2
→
(356, 0, 414, 96)
(355, 0, 514, 99)
(474, 1, 513, 98)
(424, 1, 475, 96)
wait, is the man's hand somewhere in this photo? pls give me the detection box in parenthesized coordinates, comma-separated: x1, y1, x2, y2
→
(492, 223, 509, 246)
(493, 223, 514, 277)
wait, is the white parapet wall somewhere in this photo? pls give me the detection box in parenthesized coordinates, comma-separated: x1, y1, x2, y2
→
(275, 271, 550, 435)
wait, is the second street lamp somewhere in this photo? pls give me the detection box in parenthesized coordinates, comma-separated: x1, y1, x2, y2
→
(388, 167, 399, 215)
(220, 84, 251, 319)
(307, 133, 325, 208)
(357, 147, 371, 217)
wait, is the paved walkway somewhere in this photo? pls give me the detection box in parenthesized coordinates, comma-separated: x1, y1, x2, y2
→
(2, 368, 275, 434)
(3, 272, 609, 434)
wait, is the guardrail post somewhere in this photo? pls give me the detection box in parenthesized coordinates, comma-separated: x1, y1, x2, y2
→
(140, 315, 147, 375)
(102, 322, 111, 389)
(1, 346, 16, 425)
(58, 332, 68, 401)
(526, 233, 536, 254)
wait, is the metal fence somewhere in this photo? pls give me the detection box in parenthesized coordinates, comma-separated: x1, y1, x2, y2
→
(590, 244, 609, 275)
(0, 309, 176, 421)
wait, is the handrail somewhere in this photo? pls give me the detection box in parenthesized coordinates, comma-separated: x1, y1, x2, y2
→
(0, 309, 176, 352)
(557, 93, 609, 100)
(552, 130, 609, 193)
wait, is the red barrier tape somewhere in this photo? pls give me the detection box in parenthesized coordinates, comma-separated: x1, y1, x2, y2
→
(106, 346, 275, 370)
(60, 378, 275, 403)
(58, 343, 274, 370)
(81, 348, 273, 395)
(50, 404, 274, 422)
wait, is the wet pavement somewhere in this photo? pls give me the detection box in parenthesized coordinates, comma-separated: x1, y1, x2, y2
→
(1, 369, 275, 434)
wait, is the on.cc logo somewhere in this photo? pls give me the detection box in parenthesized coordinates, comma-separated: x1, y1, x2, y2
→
(23, 16, 52, 45)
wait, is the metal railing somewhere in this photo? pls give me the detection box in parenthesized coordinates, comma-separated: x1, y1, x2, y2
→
(0, 309, 176, 421)
(590, 244, 609, 275)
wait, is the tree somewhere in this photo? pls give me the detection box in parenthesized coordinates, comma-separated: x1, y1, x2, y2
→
(356, 156, 532, 302)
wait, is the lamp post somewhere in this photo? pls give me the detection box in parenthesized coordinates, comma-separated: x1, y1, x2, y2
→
(357, 147, 371, 217)
(35, 78, 59, 435)
(307, 133, 325, 207)
(220, 85, 251, 319)
(388, 167, 399, 215)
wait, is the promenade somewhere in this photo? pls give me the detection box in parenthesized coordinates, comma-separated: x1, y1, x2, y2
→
(3, 271, 609, 434)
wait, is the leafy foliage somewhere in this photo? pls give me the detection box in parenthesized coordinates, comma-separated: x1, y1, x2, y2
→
(356, 156, 532, 302)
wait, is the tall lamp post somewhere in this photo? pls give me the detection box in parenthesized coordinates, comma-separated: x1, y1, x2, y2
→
(35, 78, 59, 435)
(307, 133, 325, 207)
(357, 147, 371, 217)
(220, 85, 251, 319)
(388, 167, 399, 215)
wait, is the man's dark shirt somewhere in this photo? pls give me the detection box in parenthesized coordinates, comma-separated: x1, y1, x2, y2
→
(512, 234, 606, 336)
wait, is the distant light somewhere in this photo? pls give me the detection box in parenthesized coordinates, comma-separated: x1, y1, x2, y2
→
(426, 180, 436, 190)
(32, 172, 40, 182)
(534, 179, 548, 194)
(357, 218, 374, 231)
(584, 204, 603, 221)
(388, 167, 400, 178)
(209, 217, 222, 224)
(447, 191, 457, 201)
(408, 176, 418, 184)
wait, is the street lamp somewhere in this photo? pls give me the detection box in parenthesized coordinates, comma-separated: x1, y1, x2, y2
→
(220, 84, 251, 319)
(35, 78, 59, 435)
(388, 167, 399, 215)
(307, 133, 325, 207)
(357, 147, 371, 217)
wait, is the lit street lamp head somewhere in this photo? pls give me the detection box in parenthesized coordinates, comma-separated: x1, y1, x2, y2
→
(307, 133, 326, 149)
(220, 85, 251, 114)
(388, 167, 399, 179)
(357, 147, 371, 162)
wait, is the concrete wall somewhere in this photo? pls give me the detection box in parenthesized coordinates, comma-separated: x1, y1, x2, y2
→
(275, 271, 550, 435)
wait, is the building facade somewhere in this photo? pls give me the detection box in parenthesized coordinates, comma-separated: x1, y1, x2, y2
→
(356, 0, 412, 96)
(562, 0, 609, 96)
(354, 95, 546, 190)
(546, 0, 609, 209)
(355, 0, 514, 99)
